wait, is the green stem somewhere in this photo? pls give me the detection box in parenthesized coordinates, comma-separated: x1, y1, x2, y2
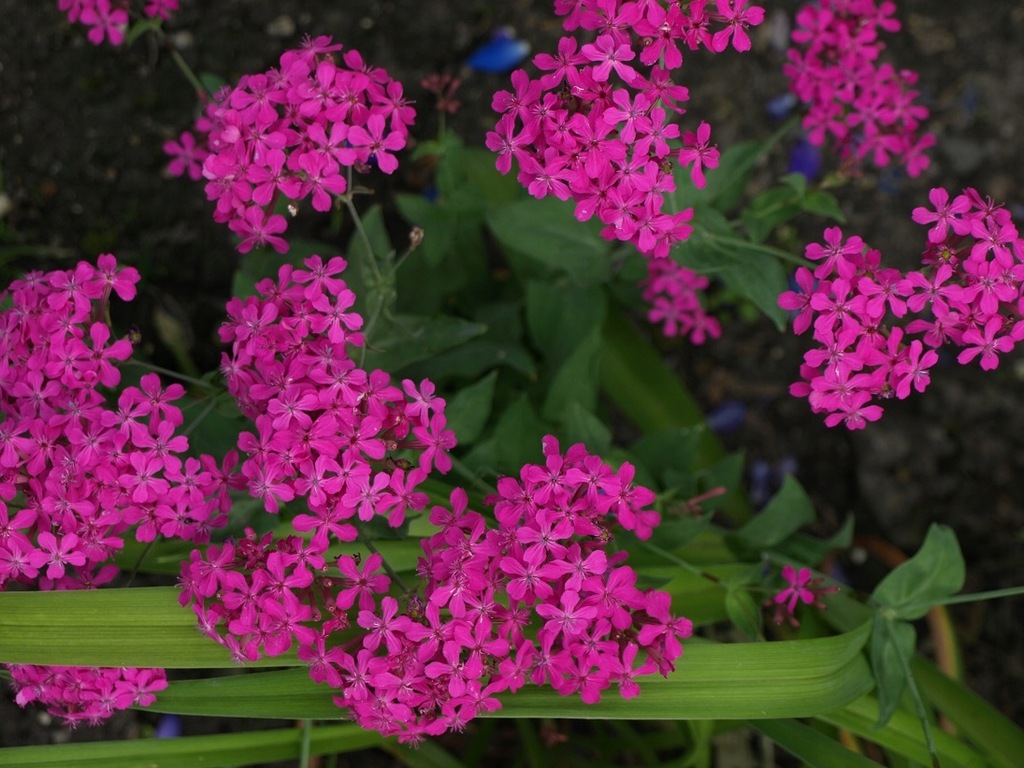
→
(702, 228, 811, 267)
(343, 174, 385, 285)
(124, 360, 219, 390)
(449, 455, 496, 497)
(168, 44, 209, 97)
(930, 585, 1024, 606)
(637, 538, 724, 586)
(888, 619, 940, 768)
(356, 530, 410, 595)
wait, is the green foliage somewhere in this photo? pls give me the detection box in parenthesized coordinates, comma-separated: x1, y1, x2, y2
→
(3, 24, 1019, 768)
(731, 475, 815, 551)
(871, 524, 966, 620)
(487, 197, 612, 287)
(869, 524, 966, 728)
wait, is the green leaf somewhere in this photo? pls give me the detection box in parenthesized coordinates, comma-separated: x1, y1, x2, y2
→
(821, 694, 990, 768)
(780, 514, 855, 565)
(741, 186, 803, 243)
(681, 223, 790, 330)
(347, 203, 394, 264)
(752, 719, 882, 768)
(725, 587, 763, 641)
(346, 204, 395, 319)
(410, 338, 537, 381)
(125, 16, 163, 46)
(541, 328, 602, 421)
(630, 428, 703, 487)
(732, 475, 815, 550)
(599, 309, 704, 434)
(525, 281, 607, 364)
(380, 738, 470, 768)
(560, 401, 612, 455)
(360, 314, 487, 373)
(912, 657, 1024, 768)
(802, 189, 846, 222)
(0, 724, 383, 768)
(871, 523, 966, 620)
(444, 370, 498, 445)
(675, 141, 767, 213)
(649, 515, 713, 551)
(870, 616, 917, 727)
(0, 588, 297, 668)
(493, 394, 549, 470)
(487, 197, 611, 287)
(142, 624, 871, 721)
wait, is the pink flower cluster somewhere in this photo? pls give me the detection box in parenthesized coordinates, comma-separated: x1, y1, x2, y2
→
(180, 434, 691, 741)
(781, 187, 1024, 428)
(642, 256, 722, 343)
(7, 665, 167, 727)
(179, 252, 455, 657)
(216, 254, 454, 524)
(486, 0, 764, 261)
(0, 256, 236, 723)
(57, 0, 179, 46)
(784, 0, 934, 177)
(165, 36, 415, 254)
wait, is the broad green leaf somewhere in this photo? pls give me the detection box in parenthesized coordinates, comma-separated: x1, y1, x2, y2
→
(871, 523, 965, 620)
(752, 719, 882, 768)
(0, 723, 383, 768)
(541, 328, 602, 421)
(912, 657, 1024, 768)
(691, 451, 747, 516)
(360, 314, 487, 373)
(649, 515, 713, 551)
(146, 624, 872, 721)
(459, 147, 522, 204)
(673, 141, 766, 212)
(870, 616, 917, 727)
(781, 514, 855, 565)
(732, 475, 815, 550)
(0, 587, 296, 668)
(803, 189, 846, 222)
(681, 224, 790, 330)
(444, 370, 498, 445)
(487, 197, 611, 287)
(525, 280, 607, 364)
(741, 185, 803, 243)
(347, 203, 393, 265)
(703, 140, 768, 212)
(630, 427, 703, 487)
(821, 695, 990, 768)
(599, 310, 746, 521)
(409, 338, 536, 381)
(560, 401, 612, 454)
(493, 394, 549, 470)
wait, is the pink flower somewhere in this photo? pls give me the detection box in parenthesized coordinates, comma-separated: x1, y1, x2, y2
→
(229, 207, 289, 254)
(711, 0, 766, 53)
(767, 565, 839, 627)
(677, 122, 719, 189)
